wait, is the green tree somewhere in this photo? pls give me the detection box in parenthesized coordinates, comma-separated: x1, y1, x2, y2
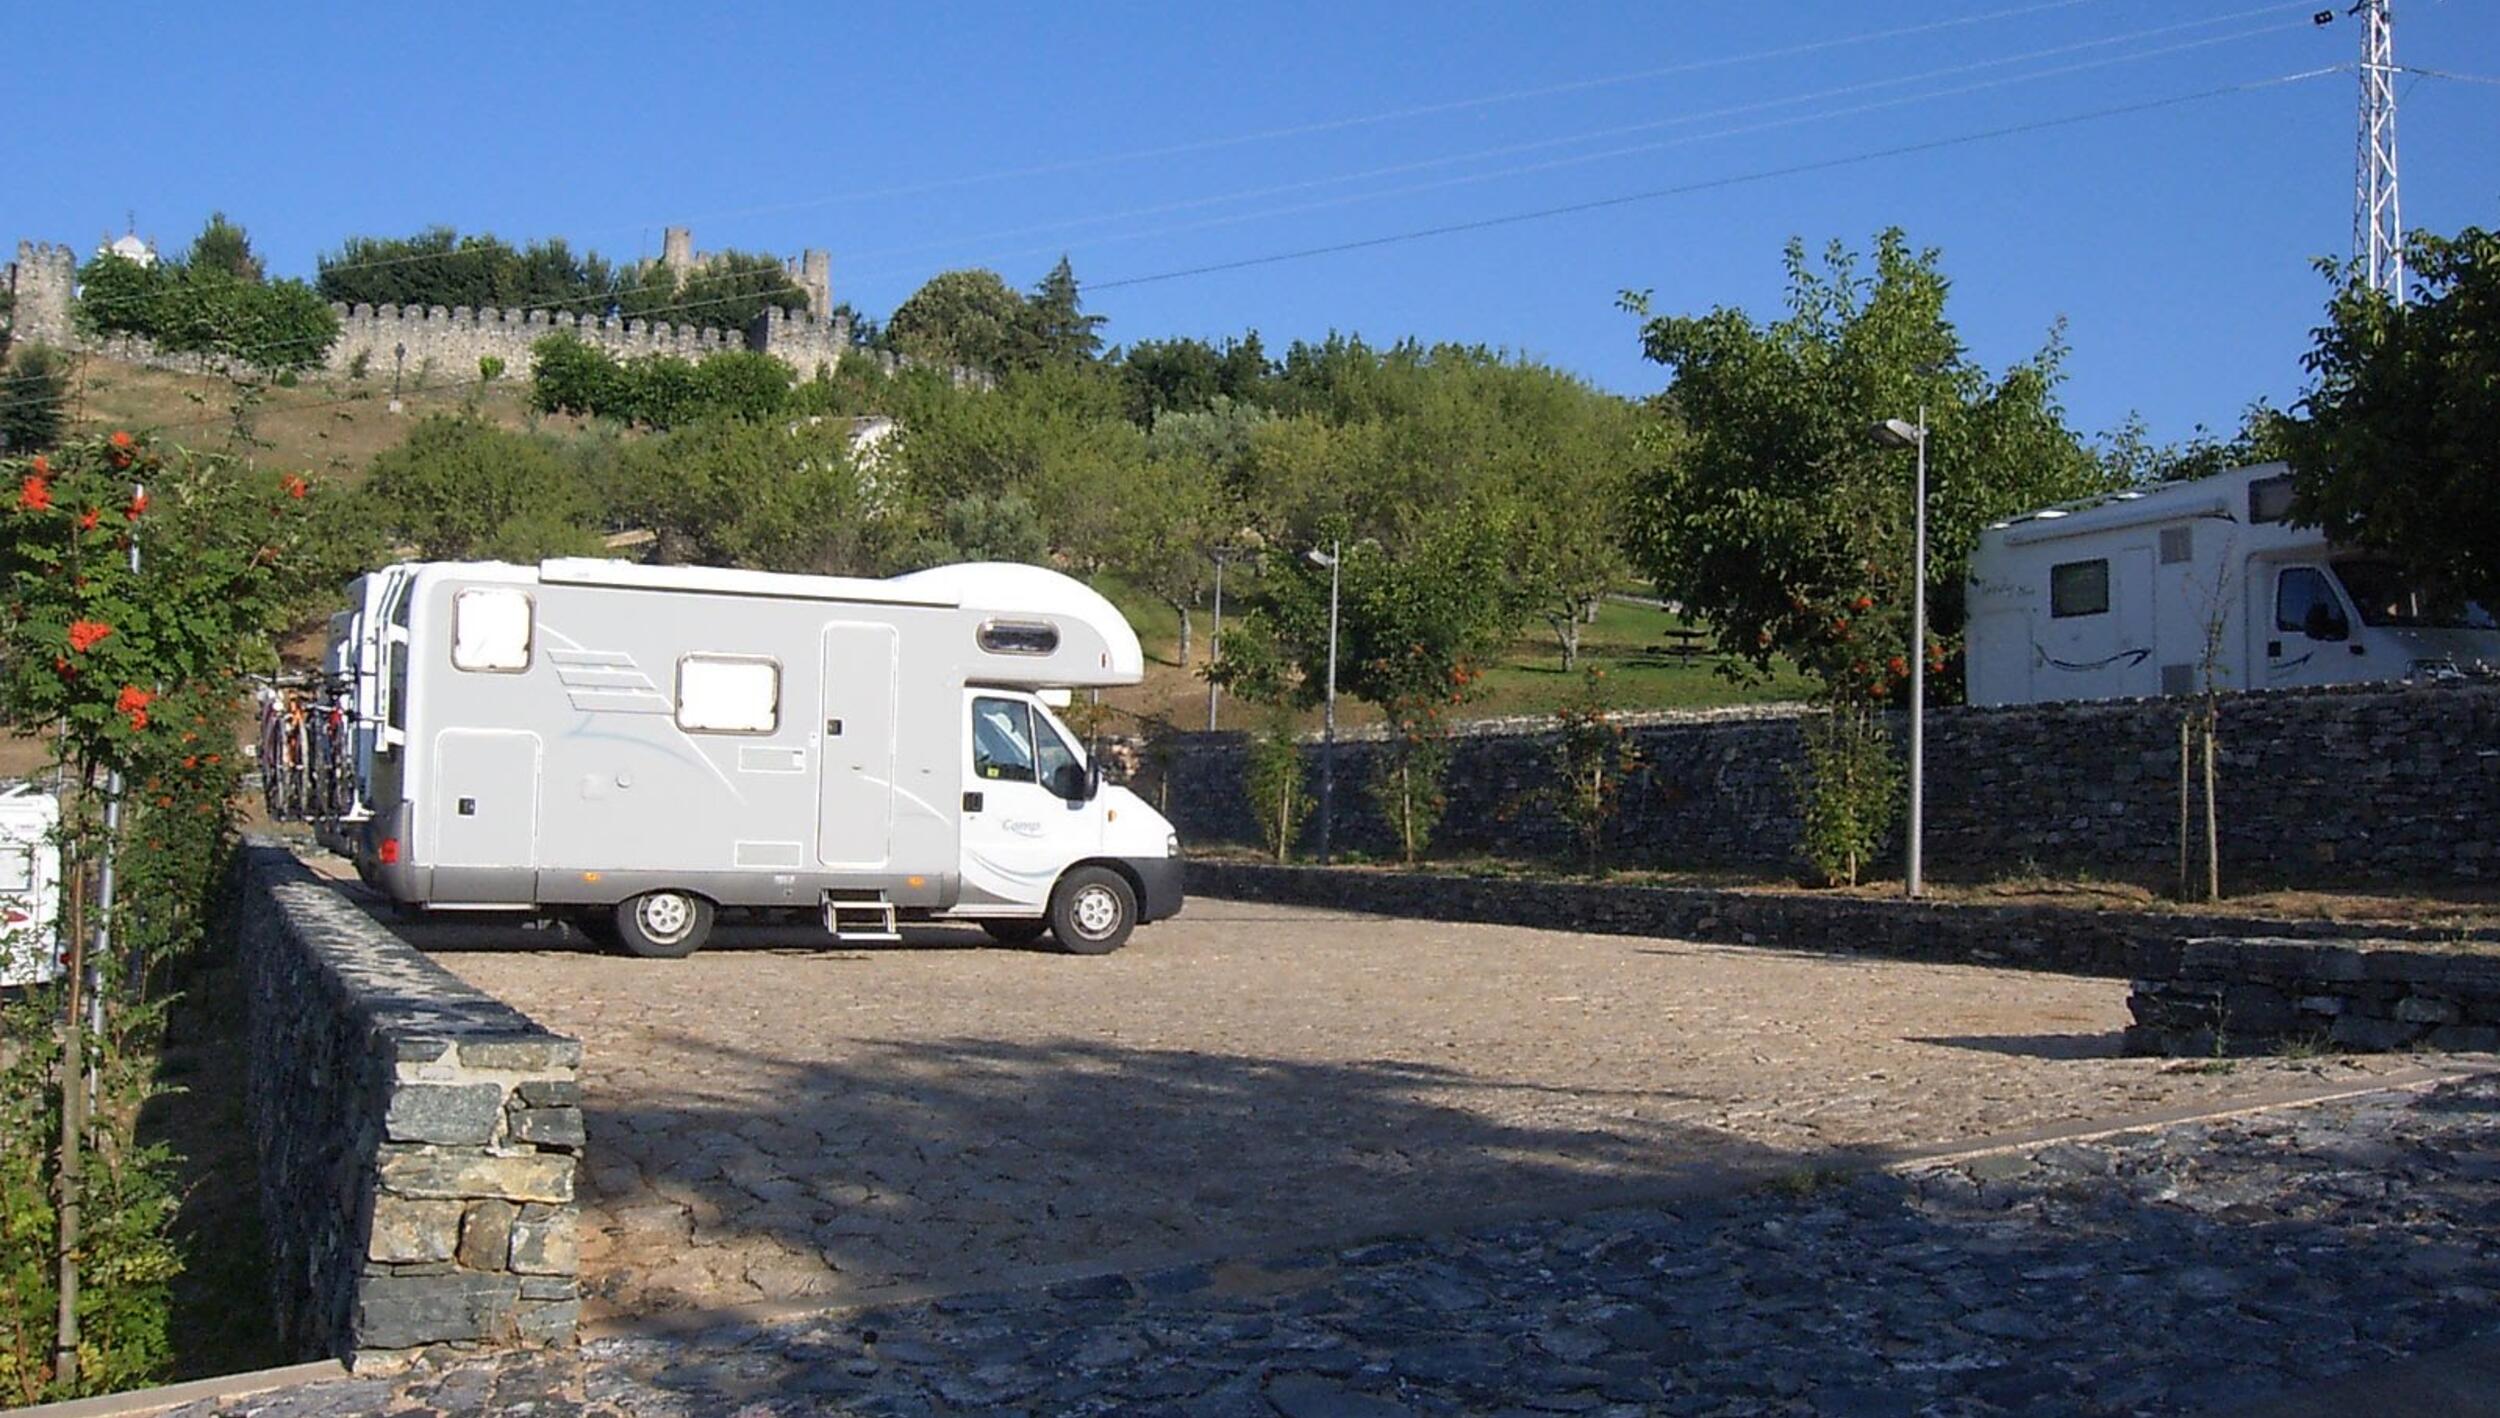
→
(364, 415, 604, 560)
(2282, 224, 2500, 608)
(1624, 230, 2111, 707)
(1023, 256, 1105, 366)
(319, 228, 616, 315)
(182, 212, 263, 283)
(1213, 507, 1523, 860)
(615, 250, 806, 332)
(887, 269, 1028, 375)
(78, 228, 337, 378)
(0, 345, 70, 455)
(612, 417, 898, 574)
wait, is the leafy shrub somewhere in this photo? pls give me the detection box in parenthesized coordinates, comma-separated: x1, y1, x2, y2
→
(477, 354, 505, 383)
(1789, 705, 1901, 887)
(1243, 718, 1310, 861)
(1537, 667, 1640, 874)
(345, 349, 370, 382)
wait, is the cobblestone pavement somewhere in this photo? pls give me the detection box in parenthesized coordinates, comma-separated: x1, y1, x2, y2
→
(169, 1071, 2500, 1417)
(401, 899, 2428, 1319)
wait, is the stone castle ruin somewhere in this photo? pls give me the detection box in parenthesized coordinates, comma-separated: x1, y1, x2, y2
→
(5, 226, 864, 384)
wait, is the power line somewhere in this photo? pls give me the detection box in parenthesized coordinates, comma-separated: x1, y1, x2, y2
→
(849, 21, 2323, 289)
(26, 0, 2122, 295)
(663, 0, 2124, 228)
(831, 1, 2322, 273)
(1087, 67, 2346, 293)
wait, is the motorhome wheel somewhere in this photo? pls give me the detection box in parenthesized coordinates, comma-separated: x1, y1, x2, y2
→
(1048, 867, 1136, 955)
(981, 920, 1049, 947)
(614, 890, 715, 959)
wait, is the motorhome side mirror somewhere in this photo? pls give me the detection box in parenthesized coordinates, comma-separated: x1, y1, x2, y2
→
(1049, 761, 1088, 801)
(1086, 758, 1104, 801)
(2303, 603, 2349, 642)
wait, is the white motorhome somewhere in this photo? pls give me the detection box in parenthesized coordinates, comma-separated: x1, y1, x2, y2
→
(336, 558, 1183, 957)
(1966, 463, 2499, 706)
(0, 786, 62, 990)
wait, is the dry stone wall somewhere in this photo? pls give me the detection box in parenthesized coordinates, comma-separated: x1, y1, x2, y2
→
(1161, 682, 2500, 888)
(236, 845, 582, 1366)
(2125, 938, 2500, 1055)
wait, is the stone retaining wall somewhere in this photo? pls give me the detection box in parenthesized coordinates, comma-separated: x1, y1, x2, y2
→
(1188, 860, 2496, 979)
(2124, 939, 2500, 1056)
(1192, 860, 2500, 1058)
(236, 845, 583, 1365)
(1160, 681, 2500, 888)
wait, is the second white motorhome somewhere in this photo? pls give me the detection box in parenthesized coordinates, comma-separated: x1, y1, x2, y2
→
(0, 786, 62, 990)
(1966, 463, 2499, 706)
(333, 557, 1183, 958)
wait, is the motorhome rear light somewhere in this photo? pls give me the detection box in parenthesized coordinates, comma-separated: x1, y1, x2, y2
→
(378, 837, 401, 865)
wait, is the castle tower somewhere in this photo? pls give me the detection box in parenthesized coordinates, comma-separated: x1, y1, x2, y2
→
(661, 226, 695, 278)
(9, 241, 79, 348)
(798, 249, 831, 319)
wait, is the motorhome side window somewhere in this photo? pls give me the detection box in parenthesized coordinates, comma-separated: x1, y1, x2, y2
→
(977, 620, 1059, 656)
(450, 588, 533, 672)
(971, 697, 1037, 783)
(2049, 559, 2109, 618)
(2249, 474, 2296, 524)
(676, 656, 781, 734)
(0, 846, 32, 893)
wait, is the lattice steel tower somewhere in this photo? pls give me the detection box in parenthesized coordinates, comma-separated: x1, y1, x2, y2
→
(2353, 0, 2405, 302)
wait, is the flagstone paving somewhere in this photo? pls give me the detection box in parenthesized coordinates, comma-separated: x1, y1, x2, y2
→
(397, 899, 2426, 1319)
(164, 1070, 2500, 1416)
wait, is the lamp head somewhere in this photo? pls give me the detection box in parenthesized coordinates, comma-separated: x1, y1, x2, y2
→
(1872, 418, 1924, 449)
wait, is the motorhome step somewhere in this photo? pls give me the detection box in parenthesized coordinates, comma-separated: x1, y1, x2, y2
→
(824, 897, 901, 942)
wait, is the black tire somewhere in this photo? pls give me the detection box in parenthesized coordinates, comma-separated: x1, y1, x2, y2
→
(612, 890, 715, 959)
(981, 919, 1049, 947)
(1047, 867, 1137, 955)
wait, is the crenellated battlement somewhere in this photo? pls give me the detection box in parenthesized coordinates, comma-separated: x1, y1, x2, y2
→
(9, 227, 869, 384)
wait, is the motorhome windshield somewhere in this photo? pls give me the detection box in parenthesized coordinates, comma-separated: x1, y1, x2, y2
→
(2331, 560, 2495, 630)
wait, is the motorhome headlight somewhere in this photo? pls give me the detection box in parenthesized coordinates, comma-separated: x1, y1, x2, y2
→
(1166, 832, 1180, 858)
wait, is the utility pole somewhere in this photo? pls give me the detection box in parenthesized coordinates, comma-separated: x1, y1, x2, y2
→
(2353, 0, 2405, 302)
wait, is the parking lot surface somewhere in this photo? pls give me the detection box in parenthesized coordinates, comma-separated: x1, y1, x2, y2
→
(406, 898, 2412, 1319)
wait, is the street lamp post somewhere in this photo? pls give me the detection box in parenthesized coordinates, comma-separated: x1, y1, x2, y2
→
(1205, 546, 1248, 732)
(1873, 409, 1929, 899)
(1307, 542, 1342, 865)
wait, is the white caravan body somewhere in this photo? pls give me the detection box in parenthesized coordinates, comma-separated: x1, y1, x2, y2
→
(0, 786, 62, 989)
(340, 558, 1181, 952)
(1966, 463, 2500, 706)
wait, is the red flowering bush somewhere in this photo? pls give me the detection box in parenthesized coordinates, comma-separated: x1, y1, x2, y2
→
(0, 431, 331, 771)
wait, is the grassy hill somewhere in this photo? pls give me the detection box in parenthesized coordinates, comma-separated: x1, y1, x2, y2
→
(54, 353, 1810, 728)
(61, 355, 557, 479)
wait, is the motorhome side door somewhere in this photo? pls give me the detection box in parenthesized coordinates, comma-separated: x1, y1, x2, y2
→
(818, 622, 900, 869)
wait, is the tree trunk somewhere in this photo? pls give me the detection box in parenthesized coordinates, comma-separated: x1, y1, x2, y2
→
(1171, 603, 1192, 672)
(1549, 612, 1582, 672)
(2202, 720, 2221, 902)
(54, 866, 87, 1389)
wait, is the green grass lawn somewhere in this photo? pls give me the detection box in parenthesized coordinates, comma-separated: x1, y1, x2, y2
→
(1095, 578, 1812, 730)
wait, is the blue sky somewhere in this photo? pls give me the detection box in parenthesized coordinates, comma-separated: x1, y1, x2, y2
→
(11, 1, 2496, 443)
